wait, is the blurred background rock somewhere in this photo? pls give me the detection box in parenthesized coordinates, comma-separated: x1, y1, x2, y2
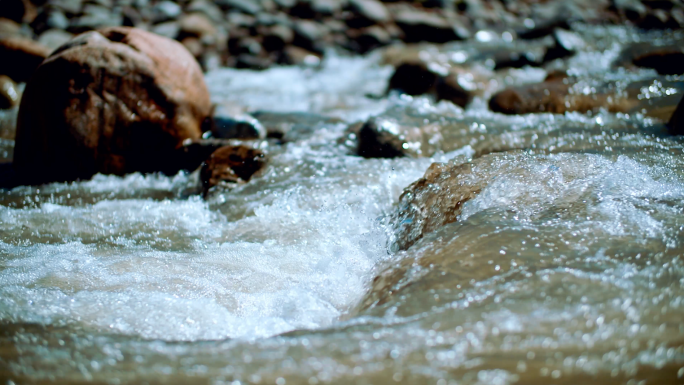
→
(1, 0, 682, 73)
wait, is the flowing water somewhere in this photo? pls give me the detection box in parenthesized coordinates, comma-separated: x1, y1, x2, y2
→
(1, 25, 684, 384)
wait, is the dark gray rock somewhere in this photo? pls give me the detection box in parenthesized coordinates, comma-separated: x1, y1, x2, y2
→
(263, 24, 294, 51)
(68, 5, 122, 32)
(632, 48, 684, 75)
(393, 7, 465, 43)
(348, 0, 389, 26)
(292, 19, 327, 52)
(48, 0, 82, 15)
(210, 105, 266, 140)
(217, 0, 262, 15)
(186, 0, 224, 23)
(151, 21, 180, 39)
(252, 111, 341, 141)
(151, 1, 181, 23)
(37, 29, 74, 51)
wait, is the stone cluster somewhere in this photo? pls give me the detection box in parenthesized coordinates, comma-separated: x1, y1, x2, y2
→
(1, 0, 683, 73)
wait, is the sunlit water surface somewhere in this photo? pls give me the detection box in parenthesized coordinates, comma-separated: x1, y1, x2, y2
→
(0, 25, 683, 384)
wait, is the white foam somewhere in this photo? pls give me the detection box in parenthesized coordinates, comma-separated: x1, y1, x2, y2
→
(204, 53, 393, 121)
(0, 110, 444, 341)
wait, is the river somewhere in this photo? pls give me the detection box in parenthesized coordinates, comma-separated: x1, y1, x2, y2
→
(0, 25, 683, 384)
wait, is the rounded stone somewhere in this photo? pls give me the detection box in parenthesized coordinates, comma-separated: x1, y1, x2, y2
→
(13, 27, 211, 184)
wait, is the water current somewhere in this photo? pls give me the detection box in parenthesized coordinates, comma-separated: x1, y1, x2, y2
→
(1, 25, 683, 384)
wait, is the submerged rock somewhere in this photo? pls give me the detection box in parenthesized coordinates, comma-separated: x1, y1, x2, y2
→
(489, 79, 634, 115)
(0, 75, 20, 109)
(389, 156, 486, 251)
(209, 104, 266, 140)
(353, 116, 443, 158)
(200, 144, 266, 195)
(390, 150, 589, 251)
(0, 35, 50, 82)
(252, 111, 342, 141)
(13, 27, 211, 185)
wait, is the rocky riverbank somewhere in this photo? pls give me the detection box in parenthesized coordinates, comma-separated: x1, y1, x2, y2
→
(1, 0, 684, 74)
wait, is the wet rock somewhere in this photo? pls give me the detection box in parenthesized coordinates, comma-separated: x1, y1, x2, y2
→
(638, 8, 673, 29)
(179, 13, 217, 38)
(517, 18, 570, 40)
(347, 0, 390, 27)
(151, 1, 181, 23)
(489, 79, 634, 115)
(611, 0, 648, 22)
(0, 75, 20, 109)
(632, 49, 684, 75)
(235, 53, 273, 70)
(0, 35, 50, 82)
(186, 0, 224, 23)
(309, 0, 344, 16)
(669, 96, 684, 136)
(210, 104, 266, 140)
(353, 116, 439, 158)
(388, 62, 439, 96)
(435, 74, 472, 108)
(68, 5, 123, 32)
(181, 36, 203, 57)
(348, 25, 390, 53)
(273, 0, 296, 8)
(217, 0, 262, 15)
(151, 20, 180, 39)
(389, 155, 491, 251)
(542, 29, 583, 63)
(13, 27, 211, 184)
(37, 29, 74, 52)
(390, 151, 555, 251)
(0, 0, 26, 23)
(292, 19, 327, 53)
(388, 62, 472, 108)
(121, 6, 142, 27)
(263, 24, 294, 52)
(252, 111, 342, 141)
(226, 12, 256, 28)
(199, 48, 221, 72)
(49, 0, 82, 15)
(291, 0, 343, 18)
(31, 7, 70, 34)
(348, 103, 473, 159)
(200, 145, 266, 194)
(493, 51, 543, 70)
(393, 7, 465, 43)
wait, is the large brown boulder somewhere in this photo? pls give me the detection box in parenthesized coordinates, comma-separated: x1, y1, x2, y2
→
(13, 27, 211, 184)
